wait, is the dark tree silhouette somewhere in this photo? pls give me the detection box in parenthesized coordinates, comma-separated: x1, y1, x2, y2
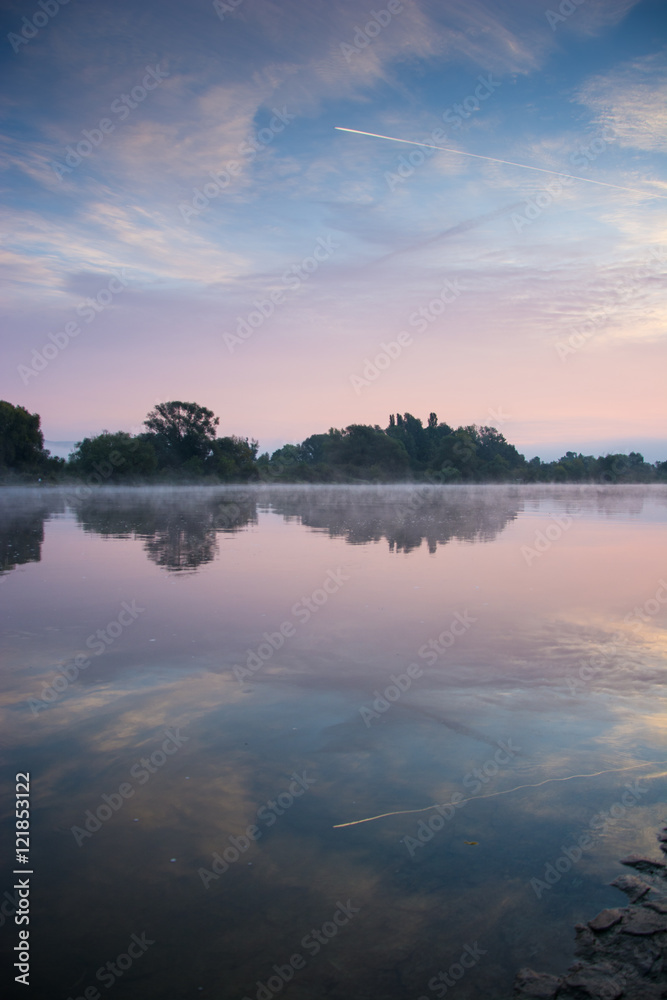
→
(0, 400, 46, 470)
(69, 431, 157, 477)
(143, 401, 219, 466)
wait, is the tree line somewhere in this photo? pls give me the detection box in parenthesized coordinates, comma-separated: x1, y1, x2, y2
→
(1, 398, 665, 484)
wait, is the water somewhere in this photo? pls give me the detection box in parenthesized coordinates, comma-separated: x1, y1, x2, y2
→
(1, 484, 666, 999)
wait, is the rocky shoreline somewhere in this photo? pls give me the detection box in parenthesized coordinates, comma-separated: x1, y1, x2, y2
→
(513, 824, 667, 999)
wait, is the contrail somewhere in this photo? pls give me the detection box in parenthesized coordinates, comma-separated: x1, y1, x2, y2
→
(335, 126, 667, 200)
(333, 758, 667, 828)
(365, 201, 524, 267)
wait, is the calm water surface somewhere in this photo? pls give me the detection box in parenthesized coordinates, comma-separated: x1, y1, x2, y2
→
(1, 485, 666, 999)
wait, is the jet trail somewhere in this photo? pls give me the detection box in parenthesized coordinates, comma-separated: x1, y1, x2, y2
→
(334, 126, 666, 200)
(333, 759, 667, 828)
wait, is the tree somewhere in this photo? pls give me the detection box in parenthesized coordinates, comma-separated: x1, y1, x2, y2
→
(68, 431, 157, 477)
(337, 424, 410, 478)
(0, 401, 46, 470)
(207, 436, 258, 481)
(143, 401, 220, 466)
(476, 426, 525, 470)
(432, 427, 479, 479)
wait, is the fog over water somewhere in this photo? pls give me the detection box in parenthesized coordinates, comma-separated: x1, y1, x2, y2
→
(1, 485, 666, 999)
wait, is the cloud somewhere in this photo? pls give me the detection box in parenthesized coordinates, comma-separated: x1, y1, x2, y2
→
(234, 0, 545, 108)
(577, 52, 667, 152)
(564, 0, 644, 36)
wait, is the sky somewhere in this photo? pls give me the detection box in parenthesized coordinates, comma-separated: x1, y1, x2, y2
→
(1, 0, 666, 461)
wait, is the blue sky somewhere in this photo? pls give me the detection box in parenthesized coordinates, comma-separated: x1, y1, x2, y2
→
(1, 0, 665, 460)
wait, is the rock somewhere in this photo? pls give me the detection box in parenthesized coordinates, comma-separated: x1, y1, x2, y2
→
(623, 987, 667, 1000)
(632, 941, 662, 974)
(512, 824, 667, 1000)
(619, 854, 666, 873)
(562, 962, 624, 999)
(620, 907, 667, 935)
(513, 967, 561, 998)
(644, 900, 667, 913)
(573, 924, 598, 952)
(609, 874, 650, 901)
(588, 908, 623, 932)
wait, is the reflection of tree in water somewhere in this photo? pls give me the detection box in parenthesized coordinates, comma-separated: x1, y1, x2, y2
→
(143, 517, 217, 572)
(257, 485, 522, 553)
(258, 484, 667, 553)
(0, 492, 65, 575)
(541, 484, 654, 520)
(72, 489, 257, 572)
(2, 484, 660, 577)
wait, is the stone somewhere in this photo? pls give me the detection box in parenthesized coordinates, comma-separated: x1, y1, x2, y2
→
(620, 907, 667, 935)
(562, 963, 624, 999)
(514, 827, 667, 1000)
(609, 874, 650, 901)
(619, 854, 666, 873)
(513, 825, 667, 1000)
(588, 908, 624, 932)
(513, 967, 561, 998)
(644, 900, 667, 914)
